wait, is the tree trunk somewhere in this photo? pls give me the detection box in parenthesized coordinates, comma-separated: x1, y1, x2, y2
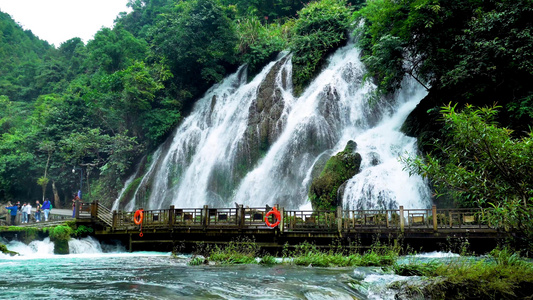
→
(52, 180, 60, 208)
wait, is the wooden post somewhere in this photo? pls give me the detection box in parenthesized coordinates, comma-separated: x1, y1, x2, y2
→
(169, 205, 175, 227)
(239, 205, 244, 228)
(399, 206, 405, 233)
(203, 205, 208, 227)
(432, 205, 437, 232)
(75, 200, 81, 219)
(280, 207, 284, 233)
(336, 206, 342, 233)
(449, 211, 453, 228)
(90, 201, 97, 219)
(94, 200, 100, 219)
(112, 210, 117, 228)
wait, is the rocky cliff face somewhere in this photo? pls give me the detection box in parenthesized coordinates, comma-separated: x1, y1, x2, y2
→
(203, 57, 291, 202)
(233, 56, 291, 180)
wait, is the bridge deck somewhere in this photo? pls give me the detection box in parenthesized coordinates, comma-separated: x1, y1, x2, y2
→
(84, 202, 506, 252)
(1, 202, 508, 253)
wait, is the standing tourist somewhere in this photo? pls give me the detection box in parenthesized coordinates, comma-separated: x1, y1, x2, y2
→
(21, 203, 27, 223)
(5, 203, 18, 225)
(23, 202, 32, 223)
(42, 198, 51, 221)
(35, 200, 41, 222)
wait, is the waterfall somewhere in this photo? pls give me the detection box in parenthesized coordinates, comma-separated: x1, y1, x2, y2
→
(125, 40, 431, 210)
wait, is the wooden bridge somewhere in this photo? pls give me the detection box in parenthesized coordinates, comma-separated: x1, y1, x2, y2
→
(78, 201, 508, 253)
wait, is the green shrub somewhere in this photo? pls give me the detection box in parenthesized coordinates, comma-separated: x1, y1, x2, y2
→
(48, 225, 74, 241)
(290, 0, 353, 94)
(259, 254, 277, 265)
(73, 225, 94, 237)
(236, 16, 289, 76)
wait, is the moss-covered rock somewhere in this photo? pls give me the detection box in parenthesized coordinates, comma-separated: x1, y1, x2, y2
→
(48, 225, 73, 255)
(0, 243, 18, 256)
(53, 239, 69, 255)
(308, 140, 362, 210)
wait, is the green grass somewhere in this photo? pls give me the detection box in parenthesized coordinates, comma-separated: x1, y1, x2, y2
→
(190, 238, 401, 267)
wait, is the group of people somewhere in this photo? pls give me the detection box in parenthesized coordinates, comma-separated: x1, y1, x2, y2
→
(4, 198, 52, 225)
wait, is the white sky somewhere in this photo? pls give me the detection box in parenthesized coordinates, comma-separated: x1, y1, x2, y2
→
(0, 0, 131, 47)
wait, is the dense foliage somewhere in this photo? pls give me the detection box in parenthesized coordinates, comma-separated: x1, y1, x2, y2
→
(358, 0, 533, 131)
(0, 0, 356, 206)
(404, 104, 533, 207)
(357, 0, 533, 246)
(403, 105, 533, 247)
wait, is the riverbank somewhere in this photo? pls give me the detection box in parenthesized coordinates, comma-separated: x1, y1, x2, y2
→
(2, 222, 533, 299)
(2, 236, 533, 299)
(184, 239, 533, 299)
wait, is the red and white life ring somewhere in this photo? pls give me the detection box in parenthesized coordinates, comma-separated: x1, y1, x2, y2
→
(133, 209, 144, 225)
(265, 207, 281, 228)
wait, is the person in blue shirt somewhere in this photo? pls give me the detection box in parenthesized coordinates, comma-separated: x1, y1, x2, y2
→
(41, 198, 51, 221)
(5, 204, 18, 225)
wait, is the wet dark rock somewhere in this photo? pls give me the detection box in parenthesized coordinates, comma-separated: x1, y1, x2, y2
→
(368, 152, 381, 166)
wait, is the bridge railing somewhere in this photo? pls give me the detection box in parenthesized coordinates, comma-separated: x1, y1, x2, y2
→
(96, 203, 493, 232)
(285, 210, 337, 230)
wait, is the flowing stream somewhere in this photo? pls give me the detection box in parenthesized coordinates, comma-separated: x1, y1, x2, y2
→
(118, 39, 430, 211)
(0, 237, 459, 299)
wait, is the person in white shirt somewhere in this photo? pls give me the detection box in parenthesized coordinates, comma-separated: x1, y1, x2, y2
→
(23, 202, 32, 223)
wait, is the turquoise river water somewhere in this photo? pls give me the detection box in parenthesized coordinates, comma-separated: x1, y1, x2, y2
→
(0, 237, 457, 299)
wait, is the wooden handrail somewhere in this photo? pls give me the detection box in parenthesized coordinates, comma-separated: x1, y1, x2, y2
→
(93, 203, 493, 233)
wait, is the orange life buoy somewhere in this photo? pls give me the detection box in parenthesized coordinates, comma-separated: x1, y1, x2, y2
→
(265, 207, 281, 228)
(134, 209, 144, 225)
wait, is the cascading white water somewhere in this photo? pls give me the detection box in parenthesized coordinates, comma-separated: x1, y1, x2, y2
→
(112, 172, 136, 211)
(1, 236, 105, 257)
(341, 83, 431, 210)
(125, 39, 431, 211)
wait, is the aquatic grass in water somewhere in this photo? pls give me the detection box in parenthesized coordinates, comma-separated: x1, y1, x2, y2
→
(287, 241, 399, 268)
(206, 237, 260, 265)
(391, 247, 533, 299)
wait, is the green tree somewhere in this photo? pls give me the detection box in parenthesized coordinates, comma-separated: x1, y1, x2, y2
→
(87, 26, 148, 73)
(149, 0, 238, 102)
(403, 103, 533, 247)
(404, 104, 533, 208)
(289, 0, 354, 94)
